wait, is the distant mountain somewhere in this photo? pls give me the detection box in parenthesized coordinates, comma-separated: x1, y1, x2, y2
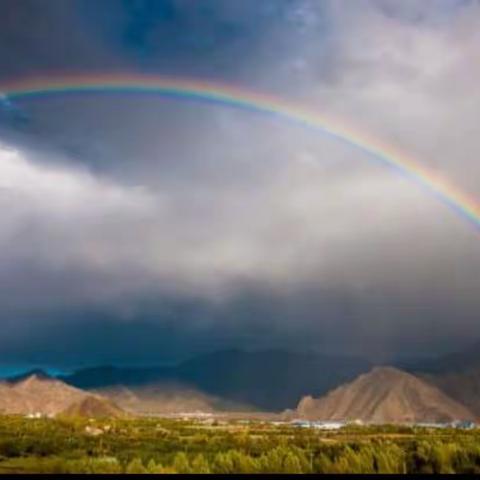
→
(96, 383, 250, 415)
(411, 342, 480, 417)
(176, 350, 374, 411)
(0, 373, 126, 418)
(6, 369, 52, 383)
(60, 365, 174, 390)
(62, 350, 372, 411)
(411, 341, 480, 374)
(422, 371, 480, 418)
(295, 367, 475, 424)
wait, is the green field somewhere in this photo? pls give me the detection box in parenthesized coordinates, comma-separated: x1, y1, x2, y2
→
(0, 416, 480, 474)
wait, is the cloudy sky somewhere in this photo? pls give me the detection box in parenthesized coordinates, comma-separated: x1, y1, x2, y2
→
(0, 0, 479, 368)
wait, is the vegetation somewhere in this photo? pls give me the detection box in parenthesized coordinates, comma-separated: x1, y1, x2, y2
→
(0, 416, 480, 474)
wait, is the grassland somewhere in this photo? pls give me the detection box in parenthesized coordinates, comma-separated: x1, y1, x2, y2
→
(0, 416, 480, 473)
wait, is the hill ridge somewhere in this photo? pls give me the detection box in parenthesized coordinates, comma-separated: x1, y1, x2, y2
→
(295, 366, 476, 424)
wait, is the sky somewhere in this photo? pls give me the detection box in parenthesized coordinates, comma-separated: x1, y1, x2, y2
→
(0, 0, 479, 368)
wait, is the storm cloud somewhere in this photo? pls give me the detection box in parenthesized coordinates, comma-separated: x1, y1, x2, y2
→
(0, 0, 479, 366)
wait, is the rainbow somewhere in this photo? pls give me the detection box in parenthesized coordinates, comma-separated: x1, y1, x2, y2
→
(2, 73, 480, 232)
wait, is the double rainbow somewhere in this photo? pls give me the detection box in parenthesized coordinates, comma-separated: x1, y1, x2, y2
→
(2, 73, 479, 232)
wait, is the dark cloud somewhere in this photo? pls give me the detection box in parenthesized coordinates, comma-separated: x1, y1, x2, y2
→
(0, 0, 479, 366)
(0, 0, 124, 78)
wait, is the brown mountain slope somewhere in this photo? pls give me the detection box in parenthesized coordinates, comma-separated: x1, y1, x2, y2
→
(296, 367, 476, 424)
(0, 374, 126, 417)
(0, 374, 88, 416)
(61, 395, 126, 418)
(0, 382, 26, 413)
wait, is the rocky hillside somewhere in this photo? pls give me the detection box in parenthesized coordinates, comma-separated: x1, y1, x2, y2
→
(296, 367, 476, 424)
(0, 373, 125, 417)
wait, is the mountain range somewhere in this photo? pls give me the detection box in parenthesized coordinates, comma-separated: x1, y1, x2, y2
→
(60, 349, 372, 411)
(2, 344, 480, 423)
